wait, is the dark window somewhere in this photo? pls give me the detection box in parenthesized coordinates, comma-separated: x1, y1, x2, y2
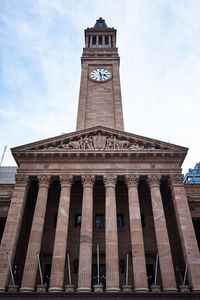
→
(146, 264, 154, 288)
(43, 264, 51, 287)
(74, 260, 78, 273)
(141, 213, 145, 227)
(190, 206, 195, 211)
(75, 214, 81, 227)
(192, 219, 200, 251)
(92, 264, 106, 288)
(0, 218, 6, 243)
(95, 214, 104, 228)
(105, 36, 109, 48)
(92, 36, 96, 48)
(99, 36, 102, 48)
(117, 214, 124, 228)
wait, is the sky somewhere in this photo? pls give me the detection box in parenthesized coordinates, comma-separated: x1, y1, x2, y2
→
(0, 0, 200, 174)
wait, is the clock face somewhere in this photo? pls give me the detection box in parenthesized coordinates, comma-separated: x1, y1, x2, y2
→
(90, 68, 111, 81)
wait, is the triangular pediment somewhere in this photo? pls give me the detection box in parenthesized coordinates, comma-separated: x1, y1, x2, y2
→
(12, 125, 187, 152)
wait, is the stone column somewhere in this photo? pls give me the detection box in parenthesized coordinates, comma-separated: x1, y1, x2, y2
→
(108, 35, 112, 48)
(147, 175, 177, 292)
(170, 174, 200, 291)
(49, 175, 73, 292)
(125, 175, 148, 292)
(96, 35, 99, 48)
(85, 35, 89, 48)
(103, 175, 120, 292)
(20, 175, 51, 292)
(77, 175, 95, 292)
(113, 35, 116, 47)
(0, 175, 29, 291)
(102, 35, 105, 48)
(89, 36, 92, 48)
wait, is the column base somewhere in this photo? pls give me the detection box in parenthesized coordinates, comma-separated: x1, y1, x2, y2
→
(106, 287, 120, 292)
(36, 284, 47, 292)
(7, 285, 19, 292)
(77, 287, 91, 292)
(93, 284, 103, 292)
(122, 285, 132, 292)
(163, 287, 178, 292)
(134, 287, 149, 292)
(65, 285, 75, 292)
(20, 287, 35, 292)
(151, 285, 161, 292)
(179, 285, 190, 292)
(48, 286, 63, 292)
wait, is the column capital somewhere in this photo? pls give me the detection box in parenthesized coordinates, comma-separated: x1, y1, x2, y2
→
(81, 174, 95, 188)
(59, 175, 73, 188)
(147, 174, 161, 188)
(169, 174, 184, 187)
(15, 174, 29, 186)
(103, 174, 117, 188)
(37, 175, 51, 188)
(125, 175, 139, 188)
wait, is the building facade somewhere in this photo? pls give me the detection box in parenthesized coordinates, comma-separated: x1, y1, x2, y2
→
(0, 18, 200, 298)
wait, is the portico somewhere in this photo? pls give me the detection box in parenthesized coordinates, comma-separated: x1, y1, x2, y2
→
(0, 123, 199, 292)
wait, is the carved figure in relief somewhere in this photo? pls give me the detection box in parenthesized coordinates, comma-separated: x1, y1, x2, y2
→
(42, 132, 155, 150)
(82, 135, 94, 149)
(106, 136, 113, 149)
(118, 140, 129, 149)
(130, 143, 144, 149)
(113, 136, 120, 149)
(68, 140, 81, 149)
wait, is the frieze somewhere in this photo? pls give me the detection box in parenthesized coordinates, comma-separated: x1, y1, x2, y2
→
(40, 131, 156, 151)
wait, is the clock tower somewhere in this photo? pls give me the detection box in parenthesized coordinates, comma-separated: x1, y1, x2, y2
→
(76, 17, 124, 131)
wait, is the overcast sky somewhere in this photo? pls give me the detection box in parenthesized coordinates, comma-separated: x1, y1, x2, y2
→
(0, 0, 200, 174)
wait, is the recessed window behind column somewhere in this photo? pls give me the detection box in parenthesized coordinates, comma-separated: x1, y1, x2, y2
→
(95, 214, 104, 228)
(117, 214, 124, 228)
(99, 36, 102, 48)
(75, 214, 81, 227)
(105, 36, 109, 48)
(92, 36, 96, 48)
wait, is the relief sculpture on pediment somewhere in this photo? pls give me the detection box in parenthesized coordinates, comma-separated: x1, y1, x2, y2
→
(42, 131, 154, 150)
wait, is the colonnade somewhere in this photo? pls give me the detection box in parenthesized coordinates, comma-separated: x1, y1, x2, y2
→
(0, 173, 200, 292)
(85, 34, 116, 48)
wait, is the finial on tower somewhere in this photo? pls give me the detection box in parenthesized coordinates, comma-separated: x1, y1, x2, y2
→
(94, 17, 108, 29)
